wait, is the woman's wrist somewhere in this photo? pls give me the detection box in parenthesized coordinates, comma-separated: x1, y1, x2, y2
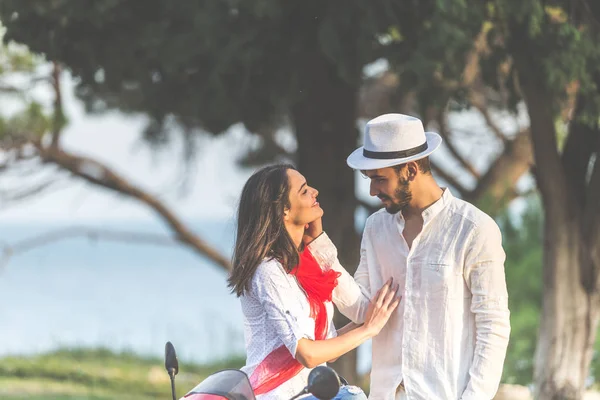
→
(356, 324, 376, 339)
(336, 321, 362, 336)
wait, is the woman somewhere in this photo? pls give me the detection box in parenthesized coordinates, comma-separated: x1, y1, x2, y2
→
(228, 164, 400, 399)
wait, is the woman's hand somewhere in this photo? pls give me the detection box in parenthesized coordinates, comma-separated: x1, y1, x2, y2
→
(363, 278, 401, 337)
(295, 278, 400, 368)
(302, 217, 323, 245)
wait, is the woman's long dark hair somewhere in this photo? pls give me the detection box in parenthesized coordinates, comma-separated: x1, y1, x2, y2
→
(228, 164, 300, 297)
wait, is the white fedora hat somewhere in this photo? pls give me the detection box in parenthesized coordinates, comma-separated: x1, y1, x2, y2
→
(347, 113, 442, 170)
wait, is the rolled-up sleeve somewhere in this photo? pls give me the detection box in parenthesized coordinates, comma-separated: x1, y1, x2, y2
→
(354, 223, 372, 300)
(461, 218, 511, 400)
(308, 232, 370, 324)
(252, 261, 316, 358)
(327, 318, 338, 339)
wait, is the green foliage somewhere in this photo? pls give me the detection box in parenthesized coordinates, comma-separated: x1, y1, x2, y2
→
(497, 197, 544, 384)
(377, 0, 600, 125)
(2, 0, 599, 147)
(0, 347, 245, 400)
(389, 1, 486, 92)
(583, 321, 600, 391)
(0, 0, 436, 144)
(495, 1, 600, 121)
(0, 23, 52, 139)
(0, 25, 37, 74)
(0, 101, 53, 138)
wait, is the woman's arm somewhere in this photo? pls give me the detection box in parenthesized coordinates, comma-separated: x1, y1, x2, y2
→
(328, 322, 363, 363)
(296, 324, 372, 368)
(304, 219, 371, 324)
(337, 321, 362, 336)
(295, 278, 399, 369)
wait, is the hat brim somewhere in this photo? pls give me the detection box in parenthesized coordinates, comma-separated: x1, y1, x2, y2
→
(347, 132, 443, 171)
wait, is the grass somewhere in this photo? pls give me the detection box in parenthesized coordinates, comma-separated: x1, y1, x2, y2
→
(0, 348, 245, 400)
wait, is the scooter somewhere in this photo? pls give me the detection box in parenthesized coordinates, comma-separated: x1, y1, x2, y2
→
(165, 342, 342, 400)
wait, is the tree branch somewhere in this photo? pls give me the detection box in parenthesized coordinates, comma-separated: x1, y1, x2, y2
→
(357, 71, 416, 118)
(432, 22, 490, 92)
(466, 128, 533, 208)
(238, 126, 296, 167)
(35, 143, 232, 271)
(436, 107, 481, 179)
(51, 61, 63, 148)
(0, 178, 69, 205)
(430, 160, 470, 197)
(0, 227, 183, 271)
(0, 83, 22, 94)
(1, 64, 232, 273)
(471, 99, 510, 144)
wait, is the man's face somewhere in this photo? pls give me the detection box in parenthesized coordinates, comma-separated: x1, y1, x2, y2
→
(364, 166, 412, 214)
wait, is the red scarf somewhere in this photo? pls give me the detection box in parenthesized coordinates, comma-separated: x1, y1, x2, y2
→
(249, 248, 341, 395)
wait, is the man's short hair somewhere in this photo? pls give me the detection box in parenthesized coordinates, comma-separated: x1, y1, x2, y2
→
(392, 157, 432, 175)
(360, 157, 432, 177)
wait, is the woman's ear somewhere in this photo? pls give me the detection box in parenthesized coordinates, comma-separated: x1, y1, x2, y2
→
(283, 208, 289, 221)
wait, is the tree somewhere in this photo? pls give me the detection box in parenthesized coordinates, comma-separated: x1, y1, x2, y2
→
(0, 0, 563, 387)
(505, 4, 600, 398)
(0, 1, 404, 380)
(0, 29, 231, 271)
(376, 1, 600, 398)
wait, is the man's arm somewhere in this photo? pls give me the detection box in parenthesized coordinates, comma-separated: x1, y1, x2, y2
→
(353, 232, 372, 299)
(460, 217, 511, 400)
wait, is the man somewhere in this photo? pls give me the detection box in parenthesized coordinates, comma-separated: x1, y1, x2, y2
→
(308, 113, 510, 399)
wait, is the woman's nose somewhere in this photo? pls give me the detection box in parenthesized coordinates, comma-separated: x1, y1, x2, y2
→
(313, 188, 319, 197)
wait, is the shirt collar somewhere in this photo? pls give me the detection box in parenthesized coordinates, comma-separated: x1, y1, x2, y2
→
(422, 187, 452, 224)
(395, 187, 453, 226)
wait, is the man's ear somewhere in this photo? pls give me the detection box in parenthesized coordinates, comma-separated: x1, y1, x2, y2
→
(406, 162, 419, 181)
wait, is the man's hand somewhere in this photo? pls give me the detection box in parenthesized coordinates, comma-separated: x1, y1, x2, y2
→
(302, 218, 323, 245)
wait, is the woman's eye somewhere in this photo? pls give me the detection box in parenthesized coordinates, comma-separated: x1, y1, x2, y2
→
(302, 189, 308, 195)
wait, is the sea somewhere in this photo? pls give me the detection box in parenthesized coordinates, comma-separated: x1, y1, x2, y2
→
(0, 217, 372, 373)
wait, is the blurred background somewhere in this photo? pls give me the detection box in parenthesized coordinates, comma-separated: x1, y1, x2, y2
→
(0, 1, 599, 399)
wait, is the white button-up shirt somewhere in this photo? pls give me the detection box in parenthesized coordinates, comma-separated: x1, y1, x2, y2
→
(239, 245, 367, 400)
(310, 188, 510, 400)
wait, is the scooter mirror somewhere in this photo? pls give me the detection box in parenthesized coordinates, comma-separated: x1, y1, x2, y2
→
(305, 366, 341, 400)
(165, 341, 179, 377)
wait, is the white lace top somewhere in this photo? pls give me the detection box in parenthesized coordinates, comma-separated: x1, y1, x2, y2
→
(239, 234, 369, 400)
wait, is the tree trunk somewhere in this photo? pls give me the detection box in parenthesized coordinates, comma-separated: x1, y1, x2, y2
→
(533, 215, 600, 400)
(521, 79, 600, 400)
(291, 50, 361, 384)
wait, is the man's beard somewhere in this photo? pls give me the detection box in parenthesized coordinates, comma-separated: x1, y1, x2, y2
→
(379, 177, 412, 215)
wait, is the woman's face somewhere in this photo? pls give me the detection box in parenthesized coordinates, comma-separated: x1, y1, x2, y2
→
(285, 169, 323, 226)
